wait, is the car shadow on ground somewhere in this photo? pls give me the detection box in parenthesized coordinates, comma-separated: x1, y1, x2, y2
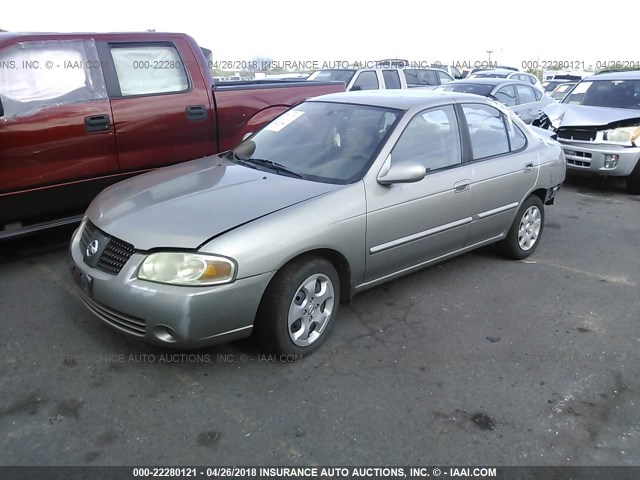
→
(564, 171, 628, 196)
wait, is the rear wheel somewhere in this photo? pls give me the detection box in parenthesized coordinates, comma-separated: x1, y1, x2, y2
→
(499, 195, 545, 260)
(626, 160, 640, 195)
(254, 255, 340, 357)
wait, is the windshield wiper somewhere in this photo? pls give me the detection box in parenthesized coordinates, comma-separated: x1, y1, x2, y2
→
(230, 152, 303, 179)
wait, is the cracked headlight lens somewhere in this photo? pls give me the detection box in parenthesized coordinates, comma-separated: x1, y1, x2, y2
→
(603, 126, 640, 144)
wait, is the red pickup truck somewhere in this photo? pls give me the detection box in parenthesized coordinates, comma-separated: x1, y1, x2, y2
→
(0, 32, 344, 238)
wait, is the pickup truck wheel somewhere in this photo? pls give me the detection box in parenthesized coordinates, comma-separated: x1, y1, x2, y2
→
(254, 256, 340, 357)
(626, 160, 640, 195)
(499, 196, 545, 260)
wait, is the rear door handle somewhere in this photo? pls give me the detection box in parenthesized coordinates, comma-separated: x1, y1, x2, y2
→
(524, 162, 535, 172)
(84, 114, 110, 133)
(186, 105, 207, 121)
(454, 180, 470, 193)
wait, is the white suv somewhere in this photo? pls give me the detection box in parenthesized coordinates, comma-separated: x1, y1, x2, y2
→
(307, 67, 454, 91)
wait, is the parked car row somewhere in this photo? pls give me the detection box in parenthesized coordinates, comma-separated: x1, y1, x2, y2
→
(6, 29, 638, 358)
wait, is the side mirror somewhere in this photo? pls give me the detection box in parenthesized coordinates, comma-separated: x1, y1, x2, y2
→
(234, 140, 256, 158)
(377, 160, 427, 185)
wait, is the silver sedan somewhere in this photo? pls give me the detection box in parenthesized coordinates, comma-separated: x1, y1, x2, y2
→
(436, 78, 554, 124)
(69, 90, 566, 356)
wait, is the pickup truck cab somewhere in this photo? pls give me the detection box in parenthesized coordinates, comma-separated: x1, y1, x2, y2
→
(307, 67, 453, 91)
(0, 32, 344, 238)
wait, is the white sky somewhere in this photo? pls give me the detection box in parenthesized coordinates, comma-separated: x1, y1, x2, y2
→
(2, 0, 637, 69)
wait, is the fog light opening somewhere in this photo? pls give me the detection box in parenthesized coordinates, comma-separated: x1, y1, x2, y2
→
(154, 325, 178, 343)
(604, 154, 619, 169)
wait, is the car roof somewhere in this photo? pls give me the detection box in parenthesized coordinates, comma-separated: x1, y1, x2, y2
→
(442, 78, 528, 87)
(475, 68, 527, 76)
(308, 89, 491, 110)
(589, 70, 640, 80)
(313, 67, 446, 72)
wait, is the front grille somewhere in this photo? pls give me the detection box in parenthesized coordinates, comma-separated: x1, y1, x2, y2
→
(567, 158, 591, 167)
(563, 148, 592, 167)
(80, 292, 146, 337)
(79, 220, 96, 251)
(81, 221, 136, 275)
(557, 128, 597, 142)
(97, 237, 136, 275)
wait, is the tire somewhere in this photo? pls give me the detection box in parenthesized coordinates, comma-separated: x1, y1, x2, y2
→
(499, 195, 545, 260)
(626, 160, 640, 195)
(254, 255, 340, 357)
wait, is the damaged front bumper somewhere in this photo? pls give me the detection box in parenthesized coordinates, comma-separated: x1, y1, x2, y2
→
(558, 140, 640, 176)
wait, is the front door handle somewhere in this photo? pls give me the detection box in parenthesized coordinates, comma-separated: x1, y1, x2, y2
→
(524, 162, 535, 172)
(186, 105, 207, 121)
(84, 114, 110, 133)
(454, 180, 470, 193)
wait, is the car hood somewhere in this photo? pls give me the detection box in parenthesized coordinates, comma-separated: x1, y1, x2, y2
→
(541, 103, 640, 129)
(87, 155, 342, 250)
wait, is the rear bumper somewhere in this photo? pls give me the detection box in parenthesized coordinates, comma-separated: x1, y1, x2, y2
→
(544, 183, 563, 205)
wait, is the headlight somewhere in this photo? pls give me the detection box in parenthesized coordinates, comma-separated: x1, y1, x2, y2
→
(603, 126, 640, 144)
(137, 252, 235, 286)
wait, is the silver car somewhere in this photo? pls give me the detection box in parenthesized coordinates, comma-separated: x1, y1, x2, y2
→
(69, 91, 566, 356)
(469, 68, 543, 89)
(436, 78, 553, 123)
(534, 71, 640, 194)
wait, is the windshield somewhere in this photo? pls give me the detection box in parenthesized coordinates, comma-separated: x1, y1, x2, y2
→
(231, 102, 401, 184)
(438, 83, 494, 96)
(563, 79, 640, 109)
(542, 81, 562, 92)
(551, 83, 575, 100)
(472, 72, 508, 79)
(307, 69, 356, 85)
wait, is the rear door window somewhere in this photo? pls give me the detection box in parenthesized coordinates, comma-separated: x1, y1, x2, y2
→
(382, 70, 401, 89)
(109, 44, 189, 96)
(436, 70, 453, 84)
(494, 85, 517, 106)
(515, 84, 536, 104)
(462, 103, 510, 159)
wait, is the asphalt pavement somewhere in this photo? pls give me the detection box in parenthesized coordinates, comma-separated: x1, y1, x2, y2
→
(1, 173, 639, 466)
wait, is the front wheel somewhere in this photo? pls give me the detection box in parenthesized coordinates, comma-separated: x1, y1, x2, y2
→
(626, 160, 640, 195)
(499, 196, 545, 260)
(254, 256, 340, 356)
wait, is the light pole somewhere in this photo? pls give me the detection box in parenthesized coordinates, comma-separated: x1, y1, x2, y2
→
(486, 50, 493, 64)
